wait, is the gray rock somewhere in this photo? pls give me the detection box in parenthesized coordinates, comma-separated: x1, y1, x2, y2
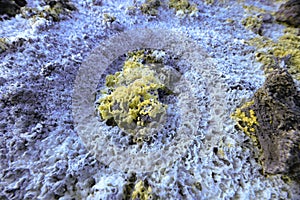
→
(276, 0, 300, 27)
(252, 69, 300, 182)
(0, 0, 27, 18)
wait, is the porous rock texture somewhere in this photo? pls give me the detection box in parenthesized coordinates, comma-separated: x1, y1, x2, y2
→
(251, 69, 300, 182)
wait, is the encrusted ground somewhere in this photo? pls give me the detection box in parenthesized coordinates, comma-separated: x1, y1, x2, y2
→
(0, 0, 299, 199)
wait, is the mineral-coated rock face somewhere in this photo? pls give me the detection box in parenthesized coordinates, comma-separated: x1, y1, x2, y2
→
(276, 0, 300, 27)
(252, 69, 300, 182)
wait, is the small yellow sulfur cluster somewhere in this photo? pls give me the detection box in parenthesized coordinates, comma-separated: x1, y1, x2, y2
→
(96, 50, 168, 140)
(131, 180, 153, 200)
(231, 100, 260, 145)
(168, 0, 198, 16)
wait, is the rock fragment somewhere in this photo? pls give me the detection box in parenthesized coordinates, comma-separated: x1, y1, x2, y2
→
(0, 0, 27, 18)
(276, 0, 300, 27)
(252, 69, 300, 182)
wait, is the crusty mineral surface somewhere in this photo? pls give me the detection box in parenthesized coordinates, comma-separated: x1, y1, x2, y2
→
(252, 69, 300, 182)
(1, 0, 300, 198)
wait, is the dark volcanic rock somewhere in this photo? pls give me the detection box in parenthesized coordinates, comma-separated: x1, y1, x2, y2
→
(276, 0, 300, 27)
(251, 69, 300, 182)
(0, 0, 27, 17)
(14, 0, 26, 7)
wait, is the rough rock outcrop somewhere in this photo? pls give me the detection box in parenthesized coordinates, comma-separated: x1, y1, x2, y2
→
(0, 0, 27, 18)
(276, 0, 300, 27)
(252, 69, 300, 182)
